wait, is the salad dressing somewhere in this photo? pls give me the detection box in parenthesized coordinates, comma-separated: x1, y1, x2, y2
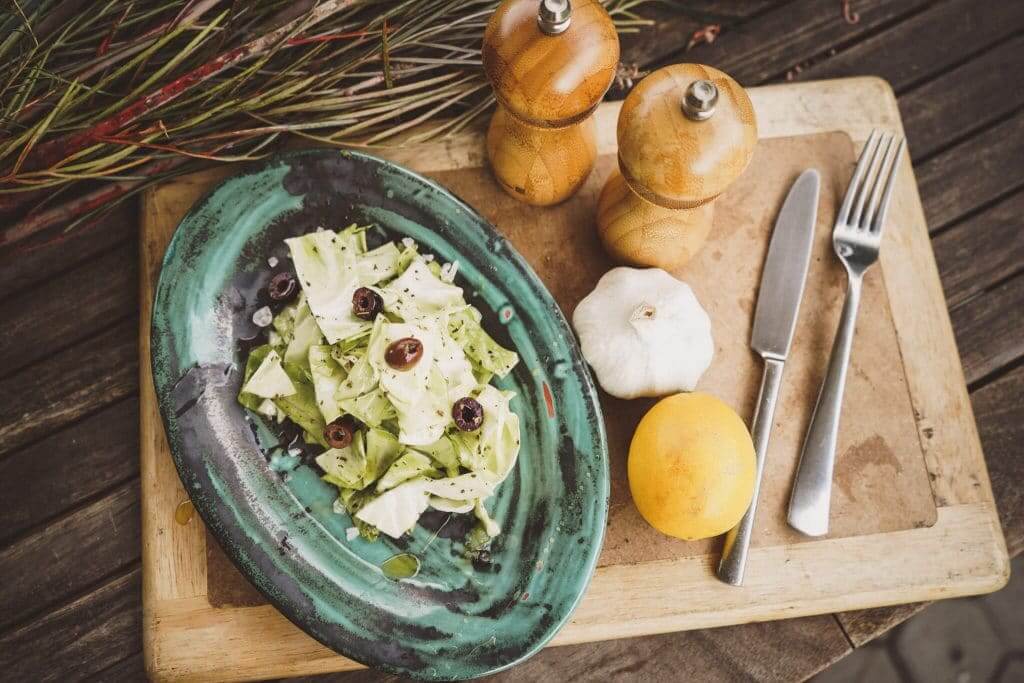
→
(381, 552, 421, 580)
(174, 500, 195, 525)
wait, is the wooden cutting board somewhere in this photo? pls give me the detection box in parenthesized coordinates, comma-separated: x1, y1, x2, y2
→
(139, 78, 1008, 681)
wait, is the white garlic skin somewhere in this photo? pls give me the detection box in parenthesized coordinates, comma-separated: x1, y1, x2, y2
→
(572, 267, 714, 399)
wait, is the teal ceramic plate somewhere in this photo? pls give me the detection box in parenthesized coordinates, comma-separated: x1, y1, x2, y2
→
(151, 149, 609, 680)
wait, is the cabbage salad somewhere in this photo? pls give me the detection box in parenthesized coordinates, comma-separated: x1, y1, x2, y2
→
(238, 225, 521, 545)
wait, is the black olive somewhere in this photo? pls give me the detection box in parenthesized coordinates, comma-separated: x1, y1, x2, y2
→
(452, 396, 484, 432)
(352, 287, 383, 320)
(323, 415, 357, 449)
(385, 337, 423, 370)
(268, 272, 298, 302)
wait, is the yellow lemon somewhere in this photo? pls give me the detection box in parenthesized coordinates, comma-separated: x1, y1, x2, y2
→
(628, 392, 756, 540)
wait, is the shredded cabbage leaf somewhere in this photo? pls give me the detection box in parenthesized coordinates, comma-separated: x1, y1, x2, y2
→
(240, 348, 296, 400)
(285, 228, 370, 344)
(240, 229, 521, 545)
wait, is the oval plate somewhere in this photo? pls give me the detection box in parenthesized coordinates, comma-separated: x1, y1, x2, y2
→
(151, 149, 609, 680)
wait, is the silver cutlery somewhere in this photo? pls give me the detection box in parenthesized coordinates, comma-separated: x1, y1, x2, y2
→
(718, 168, 821, 586)
(787, 130, 906, 537)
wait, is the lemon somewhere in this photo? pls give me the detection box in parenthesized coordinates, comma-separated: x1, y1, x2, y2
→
(628, 392, 756, 540)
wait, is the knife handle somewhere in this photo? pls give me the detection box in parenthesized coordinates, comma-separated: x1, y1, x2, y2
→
(787, 275, 863, 537)
(717, 357, 785, 586)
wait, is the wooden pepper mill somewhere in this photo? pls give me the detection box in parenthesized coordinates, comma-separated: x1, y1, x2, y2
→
(482, 0, 619, 206)
(597, 64, 757, 269)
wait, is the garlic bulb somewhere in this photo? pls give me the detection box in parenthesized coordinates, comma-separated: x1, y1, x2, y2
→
(572, 267, 714, 399)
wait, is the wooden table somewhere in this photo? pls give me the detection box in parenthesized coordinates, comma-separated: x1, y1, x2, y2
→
(1, 2, 1021, 680)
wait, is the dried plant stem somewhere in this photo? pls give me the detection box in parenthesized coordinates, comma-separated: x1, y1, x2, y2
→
(0, 0, 652, 247)
(0, 154, 189, 247)
(10, 0, 357, 175)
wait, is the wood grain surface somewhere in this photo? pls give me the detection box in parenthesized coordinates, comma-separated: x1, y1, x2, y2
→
(596, 169, 717, 270)
(136, 80, 1006, 682)
(2, 2, 1022, 681)
(204, 131, 937, 606)
(482, 0, 619, 125)
(482, 0, 618, 205)
(616, 64, 757, 208)
(485, 105, 598, 206)
(596, 63, 758, 268)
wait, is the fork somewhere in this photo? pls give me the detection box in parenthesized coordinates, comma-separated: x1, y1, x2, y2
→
(787, 129, 906, 537)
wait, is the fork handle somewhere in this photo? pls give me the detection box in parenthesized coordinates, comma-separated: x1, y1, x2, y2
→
(787, 273, 863, 537)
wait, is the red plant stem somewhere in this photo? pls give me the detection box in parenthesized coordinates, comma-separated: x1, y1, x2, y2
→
(286, 25, 394, 46)
(81, 0, 225, 80)
(96, 4, 132, 57)
(0, 155, 189, 248)
(7, 0, 223, 130)
(8, 0, 355, 177)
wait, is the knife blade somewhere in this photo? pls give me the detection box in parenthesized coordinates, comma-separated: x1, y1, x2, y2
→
(717, 168, 820, 586)
(751, 169, 821, 360)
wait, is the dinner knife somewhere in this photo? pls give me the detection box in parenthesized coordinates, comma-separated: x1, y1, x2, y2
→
(717, 169, 820, 586)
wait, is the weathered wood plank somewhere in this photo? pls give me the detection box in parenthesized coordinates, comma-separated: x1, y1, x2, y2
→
(0, 317, 137, 457)
(132, 82, 1003, 679)
(0, 397, 139, 546)
(949, 274, 1024, 385)
(86, 652, 146, 682)
(932, 189, 1024, 309)
(915, 113, 1024, 232)
(289, 615, 851, 683)
(837, 603, 928, 648)
(800, 0, 1024, 92)
(0, 567, 141, 683)
(0, 240, 137, 378)
(837, 364, 1024, 646)
(682, 0, 931, 85)
(0, 10, 1014, 679)
(0, 479, 139, 632)
(971, 365, 1024, 556)
(900, 34, 1024, 161)
(492, 615, 852, 682)
(0, 201, 137, 293)
(619, 0, 785, 71)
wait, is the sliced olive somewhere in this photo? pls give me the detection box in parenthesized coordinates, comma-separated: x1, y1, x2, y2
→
(323, 415, 357, 449)
(385, 337, 423, 371)
(452, 396, 484, 432)
(268, 271, 298, 302)
(352, 287, 383, 320)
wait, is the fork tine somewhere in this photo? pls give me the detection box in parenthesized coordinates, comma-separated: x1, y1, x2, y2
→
(870, 137, 906, 235)
(864, 135, 902, 233)
(836, 129, 881, 227)
(850, 132, 892, 229)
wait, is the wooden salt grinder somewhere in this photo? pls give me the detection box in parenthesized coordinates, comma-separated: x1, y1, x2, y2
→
(482, 0, 619, 206)
(597, 64, 757, 269)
